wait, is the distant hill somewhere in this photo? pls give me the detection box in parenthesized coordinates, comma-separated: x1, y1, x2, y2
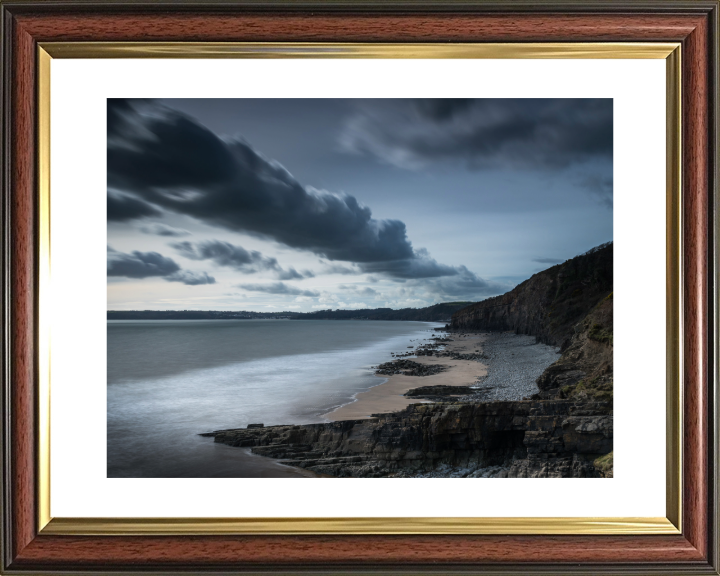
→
(107, 301, 473, 323)
(298, 302, 473, 322)
(451, 242, 613, 347)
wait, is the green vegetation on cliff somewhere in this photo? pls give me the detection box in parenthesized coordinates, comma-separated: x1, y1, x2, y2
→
(593, 451, 614, 478)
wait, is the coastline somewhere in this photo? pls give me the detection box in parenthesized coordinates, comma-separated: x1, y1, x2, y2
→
(204, 244, 612, 479)
(323, 333, 488, 421)
(206, 325, 608, 479)
(323, 331, 560, 422)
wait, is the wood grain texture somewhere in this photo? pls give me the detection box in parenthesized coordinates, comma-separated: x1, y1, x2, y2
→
(13, 12, 704, 42)
(681, 12, 710, 559)
(9, 17, 37, 562)
(2, 4, 717, 573)
(10, 534, 707, 567)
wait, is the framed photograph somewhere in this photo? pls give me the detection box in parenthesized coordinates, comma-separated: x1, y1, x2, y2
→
(1, 1, 717, 574)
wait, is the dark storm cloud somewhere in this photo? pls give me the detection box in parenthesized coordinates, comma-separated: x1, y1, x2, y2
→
(107, 247, 215, 285)
(108, 190, 163, 222)
(107, 99, 460, 280)
(108, 98, 155, 137)
(414, 99, 476, 121)
(340, 99, 613, 171)
(357, 249, 460, 279)
(138, 223, 191, 237)
(171, 239, 313, 280)
(107, 247, 180, 278)
(172, 240, 280, 272)
(238, 282, 320, 297)
(108, 99, 237, 191)
(533, 257, 563, 264)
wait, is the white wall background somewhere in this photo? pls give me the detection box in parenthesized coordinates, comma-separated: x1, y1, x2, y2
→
(49, 57, 666, 518)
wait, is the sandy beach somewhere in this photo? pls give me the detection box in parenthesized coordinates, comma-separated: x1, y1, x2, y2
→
(323, 333, 488, 421)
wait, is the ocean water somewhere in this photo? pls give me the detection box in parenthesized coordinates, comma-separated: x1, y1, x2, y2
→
(107, 319, 441, 477)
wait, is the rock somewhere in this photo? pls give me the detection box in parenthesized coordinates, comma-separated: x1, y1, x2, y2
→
(206, 399, 612, 479)
(246, 423, 264, 429)
(375, 359, 448, 377)
(404, 385, 476, 400)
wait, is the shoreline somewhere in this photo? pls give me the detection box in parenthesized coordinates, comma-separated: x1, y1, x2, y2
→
(322, 330, 560, 422)
(323, 332, 489, 421)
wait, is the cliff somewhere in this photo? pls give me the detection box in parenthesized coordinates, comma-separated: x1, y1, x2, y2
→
(536, 292, 613, 398)
(451, 242, 613, 347)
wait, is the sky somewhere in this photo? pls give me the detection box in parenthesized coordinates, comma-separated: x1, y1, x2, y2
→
(107, 98, 613, 312)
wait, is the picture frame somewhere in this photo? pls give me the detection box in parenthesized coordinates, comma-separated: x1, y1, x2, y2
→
(1, 1, 717, 573)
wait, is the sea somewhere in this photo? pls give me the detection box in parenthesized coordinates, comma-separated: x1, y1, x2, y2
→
(107, 319, 442, 478)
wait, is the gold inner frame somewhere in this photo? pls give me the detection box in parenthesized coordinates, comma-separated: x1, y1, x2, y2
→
(36, 42, 683, 536)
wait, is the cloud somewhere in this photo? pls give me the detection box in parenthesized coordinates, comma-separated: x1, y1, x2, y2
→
(415, 266, 510, 300)
(318, 292, 339, 304)
(237, 282, 320, 297)
(579, 174, 613, 208)
(357, 248, 460, 279)
(108, 99, 237, 191)
(383, 298, 429, 309)
(167, 270, 216, 285)
(338, 284, 379, 298)
(275, 267, 303, 280)
(414, 99, 476, 121)
(171, 239, 312, 281)
(321, 263, 363, 275)
(107, 246, 214, 285)
(533, 257, 563, 264)
(108, 190, 162, 222)
(275, 267, 305, 280)
(336, 302, 369, 309)
(340, 99, 613, 171)
(172, 240, 278, 271)
(107, 247, 180, 278)
(107, 99, 462, 281)
(138, 223, 191, 237)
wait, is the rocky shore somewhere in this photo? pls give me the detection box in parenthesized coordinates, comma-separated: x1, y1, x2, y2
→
(203, 326, 610, 478)
(375, 359, 449, 377)
(203, 243, 614, 478)
(203, 398, 612, 478)
(460, 333, 560, 402)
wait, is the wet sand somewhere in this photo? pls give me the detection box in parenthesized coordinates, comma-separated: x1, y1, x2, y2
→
(323, 334, 488, 421)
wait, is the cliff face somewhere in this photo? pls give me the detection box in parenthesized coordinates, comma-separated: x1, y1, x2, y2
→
(205, 399, 612, 478)
(451, 242, 613, 347)
(536, 292, 613, 397)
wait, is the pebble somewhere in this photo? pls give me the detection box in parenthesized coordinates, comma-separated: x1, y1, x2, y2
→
(463, 332, 560, 402)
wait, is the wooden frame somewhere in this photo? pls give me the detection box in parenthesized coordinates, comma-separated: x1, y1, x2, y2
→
(1, 1, 718, 573)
